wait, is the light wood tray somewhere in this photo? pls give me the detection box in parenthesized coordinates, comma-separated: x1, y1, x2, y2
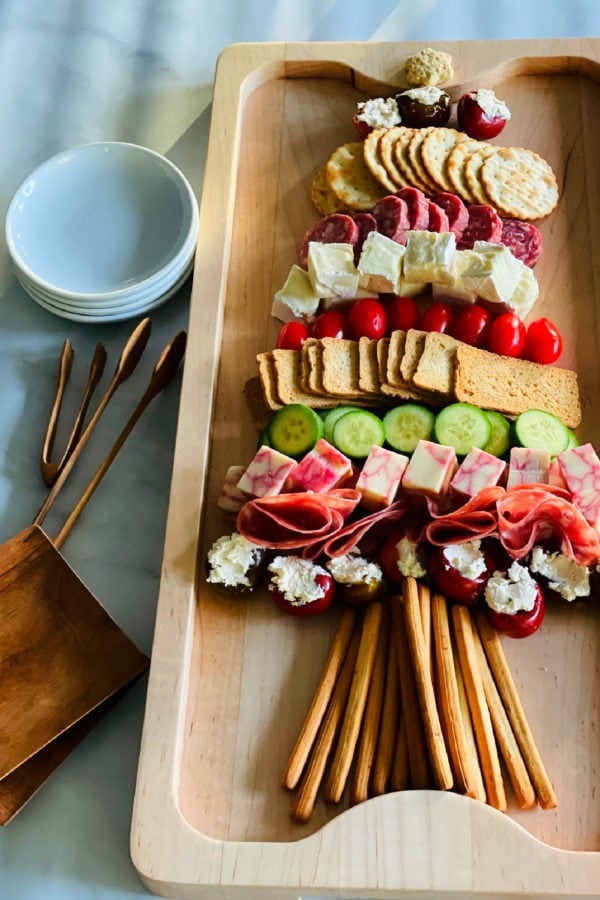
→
(131, 39, 600, 898)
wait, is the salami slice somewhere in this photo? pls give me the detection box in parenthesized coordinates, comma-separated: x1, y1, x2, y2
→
(395, 187, 429, 230)
(500, 218, 543, 267)
(300, 213, 359, 267)
(370, 195, 410, 244)
(237, 490, 361, 550)
(426, 200, 450, 233)
(424, 485, 505, 546)
(353, 212, 378, 263)
(303, 498, 415, 561)
(430, 192, 469, 240)
(457, 204, 503, 250)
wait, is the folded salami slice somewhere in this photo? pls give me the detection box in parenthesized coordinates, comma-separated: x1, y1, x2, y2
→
(300, 213, 359, 267)
(353, 212, 378, 263)
(237, 490, 361, 550)
(304, 498, 414, 560)
(395, 186, 429, 230)
(424, 485, 505, 546)
(426, 200, 450, 233)
(500, 218, 543, 267)
(370, 195, 410, 244)
(430, 192, 469, 240)
(457, 204, 503, 250)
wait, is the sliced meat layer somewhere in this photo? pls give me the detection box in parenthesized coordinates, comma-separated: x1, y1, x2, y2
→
(300, 213, 359, 267)
(370, 195, 410, 244)
(500, 218, 543, 267)
(395, 186, 429, 230)
(426, 200, 450, 233)
(430, 192, 469, 241)
(457, 204, 503, 250)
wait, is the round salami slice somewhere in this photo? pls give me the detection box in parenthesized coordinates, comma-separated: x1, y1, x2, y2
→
(430, 192, 469, 240)
(353, 212, 378, 263)
(300, 213, 359, 267)
(500, 218, 543, 267)
(457, 204, 503, 250)
(370, 195, 410, 244)
(395, 186, 429, 230)
(426, 200, 450, 233)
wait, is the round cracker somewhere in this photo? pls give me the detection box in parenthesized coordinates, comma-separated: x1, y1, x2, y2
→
(445, 138, 484, 202)
(325, 141, 387, 211)
(407, 127, 439, 193)
(379, 126, 411, 188)
(393, 128, 432, 194)
(421, 127, 467, 192)
(363, 127, 398, 193)
(464, 145, 498, 205)
(310, 167, 349, 216)
(481, 146, 559, 219)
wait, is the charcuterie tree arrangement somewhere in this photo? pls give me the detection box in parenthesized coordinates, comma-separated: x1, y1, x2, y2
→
(206, 48, 598, 822)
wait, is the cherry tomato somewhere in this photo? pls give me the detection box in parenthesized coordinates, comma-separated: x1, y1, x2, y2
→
(377, 529, 407, 585)
(457, 90, 510, 141)
(349, 297, 387, 340)
(487, 583, 545, 638)
(450, 304, 491, 347)
(420, 301, 454, 334)
(276, 320, 309, 350)
(523, 318, 563, 364)
(270, 571, 335, 617)
(352, 114, 372, 140)
(310, 310, 350, 340)
(427, 544, 495, 606)
(385, 294, 420, 333)
(486, 312, 526, 358)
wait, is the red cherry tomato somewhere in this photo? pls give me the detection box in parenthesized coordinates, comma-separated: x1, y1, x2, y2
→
(270, 571, 335, 617)
(450, 304, 491, 347)
(487, 583, 545, 638)
(310, 310, 350, 340)
(275, 320, 309, 350)
(377, 529, 407, 585)
(420, 301, 454, 334)
(523, 318, 563, 364)
(349, 297, 387, 340)
(427, 544, 495, 606)
(385, 294, 420, 332)
(486, 312, 526, 357)
(352, 114, 372, 140)
(457, 91, 509, 141)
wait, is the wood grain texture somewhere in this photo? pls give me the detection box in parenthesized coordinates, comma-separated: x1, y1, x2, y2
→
(131, 39, 600, 898)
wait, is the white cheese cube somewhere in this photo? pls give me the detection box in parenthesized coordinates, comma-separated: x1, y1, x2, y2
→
(357, 231, 404, 293)
(506, 264, 539, 318)
(402, 440, 458, 497)
(307, 242, 359, 299)
(403, 230, 457, 286)
(506, 447, 550, 488)
(355, 445, 409, 509)
(431, 249, 482, 307)
(271, 264, 321, 322)
(462, 241, 523, 305)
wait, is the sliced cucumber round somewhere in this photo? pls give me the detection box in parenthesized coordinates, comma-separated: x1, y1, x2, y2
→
(322, 405, 363, 445)
(565, 427, 579, 450)
(268, 404, 324, 457)
(383, 403, 435, 454)
(332, 409, 385, 459)
(483, 410, 511, 458)
(513, 409, 570, 455)
(434, 403, 491, 456)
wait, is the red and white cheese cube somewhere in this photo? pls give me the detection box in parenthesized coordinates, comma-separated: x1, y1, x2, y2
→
(355, 445, 409, 509)
(217, 465, 248, 515)
(557, 443, 600, 528)
(450, 447, 506, 498)
(286, 439, 352, 493)
(402, 440, 458, 497)
(237, 446, 298, 498)
(548, 457, 568, 491)
(506, 447, 550, 488)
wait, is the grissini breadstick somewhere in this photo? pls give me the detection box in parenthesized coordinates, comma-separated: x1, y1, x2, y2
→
(432, 593, 480, 798)
(475, 611, 558, 810)
(452, 605, 506, 812)
(372, 630, 401, 795)
(453, 637, 486, 803)
(391, 715, 410, 791)
(292, 628, 361, 824)
(471, 627, 537, 810)
(403, 578, 453, 791)
(351, 607, 388, 805)
(283, 607, 357, 790)
(418, 582, 432, 676)
(390, 593, 432, 789)
(325, 602, 383, 803)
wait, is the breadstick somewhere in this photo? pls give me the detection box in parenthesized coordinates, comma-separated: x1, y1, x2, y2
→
(372, 629, 400, 795)
(453, 638, 486, 803)
(391, 715, 410, 791)
(452, 605, 506, 812)
(390, 593, 432, 789)
(292, 629, 361, 823)
(472, 628, 536, 810)
(283, 607, 357, 790)
(432, 593, 480, 798)
(418, 582, 432, 675)
(351, 607, 388, 805)
(325, 602, 383, 803)
(476, 612, 557, 810)
(403, 578, 453, 791)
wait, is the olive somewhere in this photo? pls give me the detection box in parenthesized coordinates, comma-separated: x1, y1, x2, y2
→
(205, 533, 269, 595)
(395, 87, 451, 128)
(342, 578, 385, 606)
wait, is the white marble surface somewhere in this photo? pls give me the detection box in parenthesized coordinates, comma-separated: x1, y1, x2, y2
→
(0, 2, 599, 898)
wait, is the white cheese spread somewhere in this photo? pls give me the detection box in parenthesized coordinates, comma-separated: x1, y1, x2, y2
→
(402, 86, 445, 105)
(396, 536, 426, 579)
(443, 540, 487, 580)
(474, 88, 511, 121)
(268, 556, 328, 606)
(207, 533, 264, 589)
(356, 97, 401, 128)
(529, 546, 590, 602)
(484, 562, 538, 615)
(327, 551, 382, 586)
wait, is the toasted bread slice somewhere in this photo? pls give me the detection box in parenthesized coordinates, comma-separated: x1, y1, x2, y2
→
(413, 331, 459, 397)
(400, 329, 428, 382)
(358, 337, 381, 394)
(321, 337, 365, 398)
(271, 349, 338, 408)
(257, 351, 283, 410)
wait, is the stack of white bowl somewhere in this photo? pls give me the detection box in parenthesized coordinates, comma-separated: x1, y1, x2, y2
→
(5, 142, 198, 323)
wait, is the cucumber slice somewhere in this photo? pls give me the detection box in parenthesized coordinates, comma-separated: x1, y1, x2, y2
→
(565, 427, 579, 450)
(383, 404, 435, 453)
(268, 404, 324, 457)
(332, 410, 385, 459)
(483, 410, 511, 458)
(513, 409, 570, 455)
(322, 406, 363, 445)
(434, 403, 491, 456)
(257, 426, 271, 450)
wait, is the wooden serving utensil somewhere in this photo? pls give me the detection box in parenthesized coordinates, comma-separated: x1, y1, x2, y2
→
(0, 328, 186, 825)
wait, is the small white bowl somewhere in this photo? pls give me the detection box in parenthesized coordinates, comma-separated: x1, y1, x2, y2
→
(6, 142, 198, 300)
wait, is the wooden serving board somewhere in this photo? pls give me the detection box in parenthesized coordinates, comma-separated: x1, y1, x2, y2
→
(131, 39, 600, 898)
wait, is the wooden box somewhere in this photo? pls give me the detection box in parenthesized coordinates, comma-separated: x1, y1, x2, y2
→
(131, 39, 600, 898)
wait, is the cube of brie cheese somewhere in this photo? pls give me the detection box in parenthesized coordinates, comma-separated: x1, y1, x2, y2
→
(403, 231, 457, 286)
(431, 249, 482, 307)
(506, 264, 539, 319)
(271, 264, 321, 322)
(461, 241, 523, 306)
(357, 231, 404, 293)
(307, 242, 359, 299)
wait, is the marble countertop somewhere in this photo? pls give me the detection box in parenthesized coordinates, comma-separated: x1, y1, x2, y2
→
(1, 2, 599, 898)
